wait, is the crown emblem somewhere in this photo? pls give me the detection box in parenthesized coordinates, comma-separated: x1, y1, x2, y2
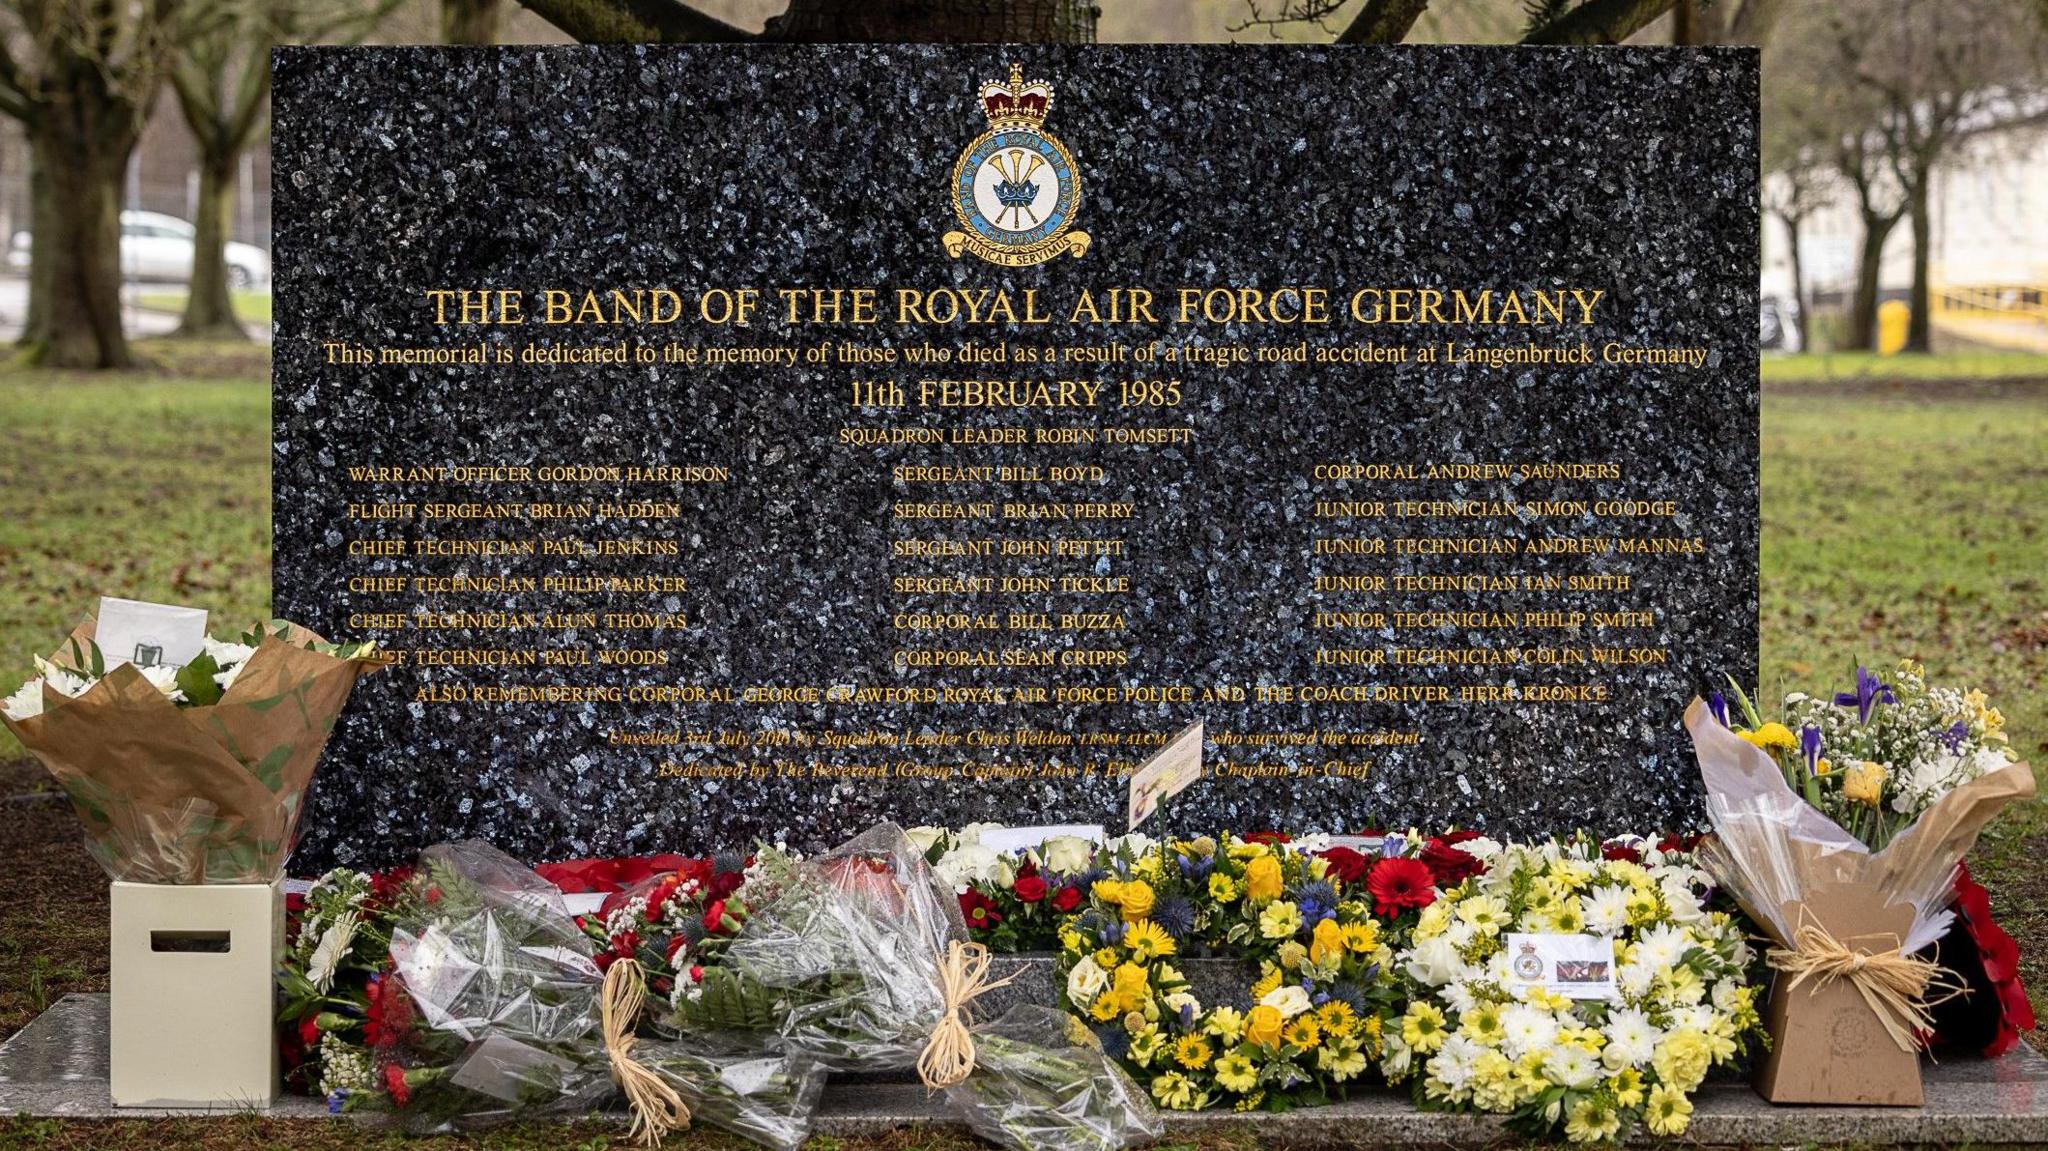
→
(979, 63, 1053, 130)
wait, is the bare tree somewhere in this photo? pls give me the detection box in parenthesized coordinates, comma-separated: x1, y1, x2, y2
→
(168, 0, 396, 340)
(442, 0, 500, 42)
(0, 0, 177, 368)
(1761, 59, 1834, 350)
(1823, 0, 2048, 353)
(515, 0, 1095, 44)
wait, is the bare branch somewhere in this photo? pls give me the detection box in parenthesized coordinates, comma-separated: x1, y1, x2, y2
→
(1522, 0, 1673, 45)
(1336, 0, 1429, 44)
(514, 0, 752, 42)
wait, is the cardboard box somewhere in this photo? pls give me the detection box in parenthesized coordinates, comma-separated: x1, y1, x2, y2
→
(109, 881, 282, 1108)
(1752, 880, 1924, 1106)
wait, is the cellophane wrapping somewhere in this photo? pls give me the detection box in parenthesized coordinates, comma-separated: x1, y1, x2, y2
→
(672, 823, 1157, 1151)
(1686, 700, 2036, 955)
(387, 840, 825, 1149)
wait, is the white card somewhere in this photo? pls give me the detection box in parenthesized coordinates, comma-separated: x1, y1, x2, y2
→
(95, 596, 207, 670)
(1128, 721, 1203, 831)
(1322, 835, 1386, 852)
(558, 891, 609, 916)
(1505, 932, 1617, 1000)
(978, 824, 1106, 855)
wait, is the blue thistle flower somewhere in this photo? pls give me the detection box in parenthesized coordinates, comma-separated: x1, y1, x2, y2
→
(1151, 895, 1196, 939)
(1095, 1026, 1130, 1061)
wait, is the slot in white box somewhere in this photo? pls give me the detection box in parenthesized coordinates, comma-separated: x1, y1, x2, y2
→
(109, 881, 282, 1108)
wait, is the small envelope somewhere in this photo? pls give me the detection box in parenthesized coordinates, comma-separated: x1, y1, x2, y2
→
(95, 597, 208, 670)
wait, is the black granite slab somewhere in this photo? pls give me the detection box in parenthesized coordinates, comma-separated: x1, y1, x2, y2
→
(272, 45, 1759, 868)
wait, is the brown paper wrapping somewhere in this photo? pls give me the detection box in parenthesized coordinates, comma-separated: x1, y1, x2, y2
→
(3, 618, 390, 883)
(1684, 699, 2037, 1104)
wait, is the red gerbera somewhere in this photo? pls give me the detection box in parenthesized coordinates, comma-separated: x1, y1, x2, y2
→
(960, 889, 1002, 929)
(1366, 857, 1437, 917)
(1012, 874, 1049, 903)
(382, 1062, 413, 1108)
(1318, 846, 1373, 884)
(1050, 885, 1083, 913)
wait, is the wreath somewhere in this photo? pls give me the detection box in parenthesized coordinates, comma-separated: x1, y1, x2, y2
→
(1048, 832, 1465, 1112)
(1383, 836, 1765, 1142)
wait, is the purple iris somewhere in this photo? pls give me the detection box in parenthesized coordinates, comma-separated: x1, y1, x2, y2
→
(1800, 725, 1824, 776)
(1709, 690, 1731, 726)
(1939, 721, 1970, 754)
(327, 1091, 348, 1115)
(1379, 837, 1407, 858)
(1835, 667, 1896, 724)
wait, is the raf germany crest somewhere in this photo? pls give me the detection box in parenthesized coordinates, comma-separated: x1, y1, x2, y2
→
(942, 64, 1091, 267)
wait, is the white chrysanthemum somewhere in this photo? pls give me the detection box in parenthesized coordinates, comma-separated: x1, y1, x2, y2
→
(1428, 1034, 1483, 1091)
(31, 657, 93, 699)
(1602, 1007, 1661, 1068)
(2, 677, 46, 721)
(903, 826, 948, 854)
(1499, 1002, 1560, 1060)
(1635, 922, 1691, 970)
(307, 911, 360, 993)
(1543, 1043, 1601, 1089)
(1582, 885, 1631, 934)
(137, 663, 185, 702)
(203, 636, 258, 668)
(1443, 979, 1478, 1015)
(1617, 959, 1657, 999)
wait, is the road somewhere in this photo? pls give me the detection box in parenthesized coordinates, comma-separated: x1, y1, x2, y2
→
(0, 274, 272, 345)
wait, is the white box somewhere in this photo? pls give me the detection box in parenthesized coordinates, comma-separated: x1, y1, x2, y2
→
(109, 881, 282, 1108)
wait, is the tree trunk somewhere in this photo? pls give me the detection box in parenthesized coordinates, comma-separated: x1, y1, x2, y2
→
(1904, 164, 1933, 354)
(17, 151, 50, 349)
(1847, 210, 1900, 353)
(1784, 212, 1808, 351)
(764, 0, 1098, 41)
(443, 0, 505, 44)
(25, 124, 134, 368)
(177, 156, 246, 340)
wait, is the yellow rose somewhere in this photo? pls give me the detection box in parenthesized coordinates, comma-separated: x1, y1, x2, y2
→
(1094, 878, 1125, 906)
(1310, 917, 1347, 966)
(1844, 760, 1887, 807)
(1244, 855, 1284, 903)
(1119, 880, 1156, 922)
(1110, 962, 1151, 1012)
(1244, 1004, 1285, 1049)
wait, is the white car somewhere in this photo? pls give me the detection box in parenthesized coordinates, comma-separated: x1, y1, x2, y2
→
(7, 210, 271, 289)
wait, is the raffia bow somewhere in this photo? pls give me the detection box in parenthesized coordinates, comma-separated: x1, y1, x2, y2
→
(916, 940, 1018, 1089)
(600, 959, 691, 1146)
(1764, 912, 1964, 1053)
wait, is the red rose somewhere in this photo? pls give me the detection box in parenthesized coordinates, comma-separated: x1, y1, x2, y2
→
(1418, 838, 1484, 886)
(1657, 833, 1702, 855)
(960, 889, 1002, 930)
(1601, 841, 1643, 863)
(1366, 857, 1437, 918)
(702, 901, 727, 934)
(382, 1062, 413, 1108)
(1245, 831, 1292, 846)
(708, 869, 745, 900)
(1012, 874, 1049, 903)
(1318, 846, 1373, 884)
(1051, 885, 1083, 913)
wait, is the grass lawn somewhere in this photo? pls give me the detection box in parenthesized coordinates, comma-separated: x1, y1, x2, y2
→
(1761, 349, 2048, 383)
(0, 349, 2042, 1148)
(131, 289, 274, 327)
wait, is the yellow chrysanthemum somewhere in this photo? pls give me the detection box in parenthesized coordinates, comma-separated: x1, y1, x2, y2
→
(1459, 1002, 1505, 1046)
(1208, 872, 1238, 902)
(1651, 1029, 1713, 1094)
(1401, 1002, 1448, 1054)
(1089, 995, 1121, 1022)
(1205, 1006, 1246, 1044)
(1150, 1071, 1200, 1110)
(1565, 1098, 1621, 1144)
(1645, 1084, 1693, 1136)
(1316, 1034, 1368, 1079)
(1213, 1048, 1258, 1093)
(1174, 1034, 1214, 1070)
(1259, 900, 1303, 939)
(1093, 948, 1120, 970)
(1609, 1066, 1646, 1109)
(1249, 966, 1283, 1002)
(1125, 919, 1175, 961)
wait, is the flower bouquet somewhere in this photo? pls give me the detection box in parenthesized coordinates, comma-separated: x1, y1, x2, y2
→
(1688, 672, 2035, 1104)
(1385, 836, 1762, 1142)
(913, 825, 1104, 951)
(377, 840, 827, 1149)
(677, 823, 1161, 1151)
(1056, 832, 1413, 1112)
(1, 615, 387, 883)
